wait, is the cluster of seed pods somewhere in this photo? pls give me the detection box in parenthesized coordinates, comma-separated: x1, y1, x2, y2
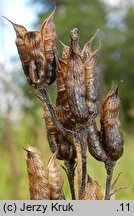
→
(4, 9, 124, 200)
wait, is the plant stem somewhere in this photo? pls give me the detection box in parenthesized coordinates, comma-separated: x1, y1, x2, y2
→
(64, 160, 76, 200)
(104, 160, 115, 200)
(76, 124, 88, 199)
(38, 84, 67, 136)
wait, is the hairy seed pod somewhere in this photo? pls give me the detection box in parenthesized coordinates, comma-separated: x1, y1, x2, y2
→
(56, 59, 67, 98)
(4, 12, 56, 86)
(47, 153, 64, 200)
(41, 8, 57, 84)
(65, 28, 88, 122)
(24, 31, 44, 59)
(87, 120, 108, 162)
(43, 102, 76, 161)
(83, 175, 103, 200)
(2, 17, 31, 82)
(56, 59, 75, 129)
(24, 31, 47, 85)
(100, 88, 124, 161)
(41, 99, 59, 154)
(65, 51, 88, 122)
(34, 94, 76, 160)
(24, 146, 50, 200)
(85, 48, 99, 119)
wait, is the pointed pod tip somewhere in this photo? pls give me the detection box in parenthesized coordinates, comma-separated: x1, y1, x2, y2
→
(58, 39, 69, 49)
(46, 6, 56, 22)
(1, 16, 14, 25)
(47, 151, 58, 167)
(52, 5, 56, 14)
(24, 146, 41, 156)
(115, 85, 119, 96)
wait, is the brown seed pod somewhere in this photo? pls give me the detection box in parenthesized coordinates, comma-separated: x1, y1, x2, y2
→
(56, 59, 67, 98)
(24, 31, 44, 59)
(47, 153, 64, 200)
(24, 31, 47, 86)
(87, 120, 108, 162)
(65, 28, 89, 122)
(82, 175, 103, 200)
(40, 97, 59, 155)
(65, 51, 89, 122)
(2, 17, 28, 62)
(41, 8, 57, 84)
(84, 47, 99, 119)
(43, 103, 76, 160)
(56, 59, 75, 129)
(34, 94, 76, 161)
(100, 88, 124, 161)
(24, 146, 50, 200)
(3, 11, 57, 86)
(2, 17, 31, 82)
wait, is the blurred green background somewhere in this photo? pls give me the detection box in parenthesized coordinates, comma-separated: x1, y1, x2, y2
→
(0, 0, 134, 199)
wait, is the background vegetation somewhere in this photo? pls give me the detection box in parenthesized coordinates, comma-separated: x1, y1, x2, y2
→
(0, 0, 134, 199)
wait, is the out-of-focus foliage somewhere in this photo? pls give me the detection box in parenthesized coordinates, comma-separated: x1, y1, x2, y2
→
(102, 5, 134, 130)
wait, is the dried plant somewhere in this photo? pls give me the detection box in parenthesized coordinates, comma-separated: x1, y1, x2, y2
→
(24, 146, 50, 200)
(4, 8, 127, 200)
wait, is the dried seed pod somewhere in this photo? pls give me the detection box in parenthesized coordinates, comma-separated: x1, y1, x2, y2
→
(100, 88, 124, 161)
(35, 94, 76, 160)
(39, 97, 59, 154)
(56, 59, 75, 129)
(2, 17, 31, 82)
(24, 146, 50, 200)
(2, 17, 28, 62)
(47, 153, 64, 200)
(65, 28, 88, 122)
(41, 8, 57, 84)
(4, 12, 56, 86)
(82, 175, 103, 200)
(24, 31, 47, 85)
(85, 47, 99, 119)
(87, 120, 108, 162)
(56, 59, 67, 98)
(65, 51, 89, 122)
